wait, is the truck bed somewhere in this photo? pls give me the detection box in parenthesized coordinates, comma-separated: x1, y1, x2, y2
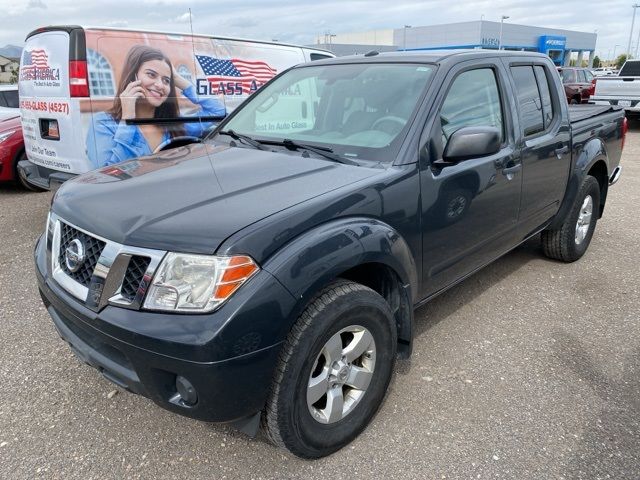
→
(568, 104, 622, 123)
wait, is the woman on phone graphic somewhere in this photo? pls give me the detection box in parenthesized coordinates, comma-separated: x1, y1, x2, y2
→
(87, 45, 226, 168)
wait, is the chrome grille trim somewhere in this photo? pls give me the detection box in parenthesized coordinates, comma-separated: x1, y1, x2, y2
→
(47, 212, 166, 310)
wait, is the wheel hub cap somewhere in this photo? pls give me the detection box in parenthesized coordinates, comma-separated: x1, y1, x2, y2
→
(575, 195, 593, 245)
(307, 325, 376, 424)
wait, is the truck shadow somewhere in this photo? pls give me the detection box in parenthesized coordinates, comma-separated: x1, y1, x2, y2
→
(552, 332, 640, 478)
(625, 114, 640, 130)
(410, 235, 542, 343)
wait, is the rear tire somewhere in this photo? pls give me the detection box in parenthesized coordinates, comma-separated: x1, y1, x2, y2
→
(541, 175, 600, 262)
(262, 279, 396, 458)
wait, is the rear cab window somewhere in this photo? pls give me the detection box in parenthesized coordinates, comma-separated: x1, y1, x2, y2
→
(620, 60, 640, 76)
(561, 69, 575, 83)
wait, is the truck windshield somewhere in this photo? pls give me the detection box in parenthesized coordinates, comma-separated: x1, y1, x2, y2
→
(217, 63, 435, 163)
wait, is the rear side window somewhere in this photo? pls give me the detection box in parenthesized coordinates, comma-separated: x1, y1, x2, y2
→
(534, 66, 554, 129)
(440, 68, 504, 142)
(4, 90, 19, 108)
(584, 70, 594, 82)
(511, 66, 544, 137)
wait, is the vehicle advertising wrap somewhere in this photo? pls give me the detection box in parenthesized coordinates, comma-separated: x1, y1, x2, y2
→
(19, 31, 81, 172)
(20, 28, 309, 173)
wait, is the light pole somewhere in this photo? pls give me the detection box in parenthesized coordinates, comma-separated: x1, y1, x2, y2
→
(613, 44, 621, 63)
(627, 4, 640, 57)
(498, 15, 509, 50)
(403, 25, 411, 51)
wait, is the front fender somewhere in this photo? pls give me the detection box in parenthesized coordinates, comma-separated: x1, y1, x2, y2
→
(262, 217, 419, 305)
(550, 137, 608, 230)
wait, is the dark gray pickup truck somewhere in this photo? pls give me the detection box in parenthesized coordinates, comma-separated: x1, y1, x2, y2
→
(35, 50, 626, 458)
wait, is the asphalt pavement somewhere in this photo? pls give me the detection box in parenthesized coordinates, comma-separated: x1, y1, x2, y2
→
(0, 124, 639, 479)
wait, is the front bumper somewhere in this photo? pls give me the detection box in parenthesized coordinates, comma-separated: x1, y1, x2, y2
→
(35, 235, 295, 424)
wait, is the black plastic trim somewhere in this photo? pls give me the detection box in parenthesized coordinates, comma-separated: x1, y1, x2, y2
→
(25, 25, 86, 61)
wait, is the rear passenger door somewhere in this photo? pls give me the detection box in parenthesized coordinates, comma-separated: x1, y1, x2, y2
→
(419, 59, 522, 298)
(505, 60, 571, 230)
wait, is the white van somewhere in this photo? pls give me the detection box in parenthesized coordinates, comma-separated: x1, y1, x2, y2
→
(18, 26, 334, 189)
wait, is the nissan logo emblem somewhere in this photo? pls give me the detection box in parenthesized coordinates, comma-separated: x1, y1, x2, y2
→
(65, 238, 86, 273)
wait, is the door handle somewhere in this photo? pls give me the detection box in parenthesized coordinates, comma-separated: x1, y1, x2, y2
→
(555, 145, 570, 158)
(502, 164, 522, 176)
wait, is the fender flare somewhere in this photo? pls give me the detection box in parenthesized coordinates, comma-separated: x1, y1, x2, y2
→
(550, 138, 609, 230)
(263, 217, 418, 301)
(261, 217, 419, 353)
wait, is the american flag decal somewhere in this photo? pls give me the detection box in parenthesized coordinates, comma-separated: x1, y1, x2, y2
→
(22, 49, 49, 70)
(196, 55, 277, 94)
(19, 48, 60, 82)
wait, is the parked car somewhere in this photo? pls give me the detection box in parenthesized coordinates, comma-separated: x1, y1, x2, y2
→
(0, 85, 19, 119)
(592, 59, 640, 113)
(0, 114, 39, 189)
(35, 50, 625, 459)
(593, 67, 616, 77)
(17, 25, 335, 190)
(557, 67, 595, 104)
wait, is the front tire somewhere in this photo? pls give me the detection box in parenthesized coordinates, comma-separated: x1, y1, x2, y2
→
(542, 175, 600, 262)
(262, 279, 397, 458)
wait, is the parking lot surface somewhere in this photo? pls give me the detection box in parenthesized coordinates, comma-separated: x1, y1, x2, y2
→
(1, 125, 639, 479)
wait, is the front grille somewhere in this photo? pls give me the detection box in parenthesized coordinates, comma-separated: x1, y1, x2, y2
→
(58, 222, 106, 287)
(120, 256, 151, 302)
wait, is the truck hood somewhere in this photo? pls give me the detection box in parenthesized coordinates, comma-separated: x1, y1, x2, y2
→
(52, 143, 380, 253)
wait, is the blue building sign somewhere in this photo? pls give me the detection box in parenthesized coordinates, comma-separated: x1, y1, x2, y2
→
(538, 35, 567, 65)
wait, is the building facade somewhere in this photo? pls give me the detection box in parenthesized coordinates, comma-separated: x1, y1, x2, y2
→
(318, 21, 597, 67)
(0, 55, 20, 84)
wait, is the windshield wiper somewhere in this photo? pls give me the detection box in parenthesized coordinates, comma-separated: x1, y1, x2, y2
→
(218, 130, 266, 150)
(260, 138, 359, 166)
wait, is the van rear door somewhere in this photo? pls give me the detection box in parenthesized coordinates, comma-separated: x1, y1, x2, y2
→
(19, 27, 87, 179)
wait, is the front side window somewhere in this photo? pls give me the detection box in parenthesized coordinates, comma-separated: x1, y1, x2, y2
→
(87, 49, 115, 97)
(440, 68, 504, 143)
(511, 66, 544, 137)
(220, 63, 435, 163)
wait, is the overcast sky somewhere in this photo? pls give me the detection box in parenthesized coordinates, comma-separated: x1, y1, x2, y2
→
(0, 0, 636, 60)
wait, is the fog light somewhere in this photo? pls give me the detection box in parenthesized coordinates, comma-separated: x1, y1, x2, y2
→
(176, 376, 198, 406)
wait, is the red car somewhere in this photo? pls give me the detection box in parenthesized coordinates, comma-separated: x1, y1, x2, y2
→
(0, 114, 37, 190)
(557, 67, 596, 104)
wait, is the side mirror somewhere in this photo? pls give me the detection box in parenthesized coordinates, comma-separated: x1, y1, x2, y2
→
(443, 126, 501, 162)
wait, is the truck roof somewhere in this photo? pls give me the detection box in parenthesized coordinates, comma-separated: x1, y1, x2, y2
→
(307, 49, 550, 66)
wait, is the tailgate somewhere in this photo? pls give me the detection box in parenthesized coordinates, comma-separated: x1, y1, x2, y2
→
(593, 77, 640, 99)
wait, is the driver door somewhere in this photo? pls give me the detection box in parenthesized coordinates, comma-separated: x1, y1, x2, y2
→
(419, 60, 522, 299)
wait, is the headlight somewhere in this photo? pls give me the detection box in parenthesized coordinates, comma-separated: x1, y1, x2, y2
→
(0, 130, 16, 143)
(143, 253, 259, 312)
